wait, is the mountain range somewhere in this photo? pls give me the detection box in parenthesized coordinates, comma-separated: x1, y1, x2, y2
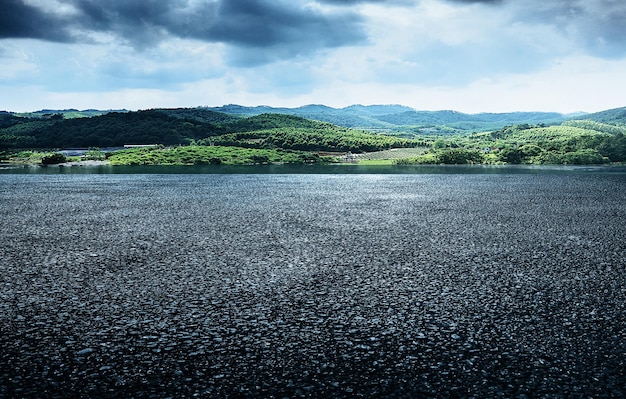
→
(2, 104, 625, 165)
(205, 104, 573, 132)
(2, 104, 624, 149)
(10, 104, 614, 133)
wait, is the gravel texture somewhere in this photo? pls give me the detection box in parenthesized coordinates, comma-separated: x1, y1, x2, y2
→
(1, 173, 625, 398)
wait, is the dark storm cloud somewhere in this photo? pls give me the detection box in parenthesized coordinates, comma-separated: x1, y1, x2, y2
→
(5, 0, 626, 61)
(198, 0, 366, 49)
(72, 0, 169, 31)
(69, 0, 179, 46)
(0, 0, 73, 41)
(1, 0, 366, 56)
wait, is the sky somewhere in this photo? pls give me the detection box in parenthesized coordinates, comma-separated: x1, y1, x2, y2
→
(1, 0, 626, 113)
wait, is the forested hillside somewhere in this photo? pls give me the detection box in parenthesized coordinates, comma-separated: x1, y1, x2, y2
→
(0, 108, 415, 153)
(396, 119, 626, 165)
(207, 104, 567, 132)
(12, 109, 125, 119)
(0, 110, 218, 148)
(576, 107, 626, 125)
(1, 105, 625, 166)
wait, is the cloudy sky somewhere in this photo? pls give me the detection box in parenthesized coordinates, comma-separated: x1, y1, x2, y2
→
(1, 0, 625, 113)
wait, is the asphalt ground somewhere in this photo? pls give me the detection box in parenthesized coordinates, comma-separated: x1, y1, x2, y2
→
(1, 173, 625, 398)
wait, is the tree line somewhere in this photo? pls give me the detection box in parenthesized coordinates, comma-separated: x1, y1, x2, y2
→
(399, 122, 626, 165)
(0, 110, 418, 153)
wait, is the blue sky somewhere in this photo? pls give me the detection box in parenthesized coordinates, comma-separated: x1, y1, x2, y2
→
(1, 0, 625, 113)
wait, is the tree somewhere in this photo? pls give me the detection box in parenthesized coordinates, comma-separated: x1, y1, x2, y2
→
(499, 147, 523, 164)
(562, 149, 607, 165)
(432, 138, 447, 149)
(250, 154, 270, 164)
(436, 148, 483, 164)
(41, 153, 67, 165)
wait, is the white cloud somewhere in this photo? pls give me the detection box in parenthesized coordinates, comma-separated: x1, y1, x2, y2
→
(386, 56, 626, 113)
(0, 43, 39, 81)
(3, 54, 624, 113)
(1, 0, 625, 113)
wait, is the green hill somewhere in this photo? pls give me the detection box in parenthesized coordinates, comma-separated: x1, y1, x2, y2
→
(207, 104, 567, 132)
(465, 121, 626, 164)
(227, 113, 328, 131)
(14, 109, 127, 119)
(0, 108, 417, 153)
(207, 104, 402, 128)
(0, 110, 220, 148)
(198, 113, 414, 152)
(154, 108, 242, 124)
(573, 107, 626, 125)
(2, 105, 625, 166)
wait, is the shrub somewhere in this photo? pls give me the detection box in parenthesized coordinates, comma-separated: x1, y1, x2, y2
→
(498, 147, 523, 164)
(436, 148, 484, 164)
(41, 153, 67, 165)
(561, 149, 608, 165)
(519, 144, 543, 157)
(250, 154, 270, 164)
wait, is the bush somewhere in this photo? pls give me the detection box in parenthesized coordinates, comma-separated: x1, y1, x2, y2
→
(532, 152, 564, 164)
(250, 154, 270, 164)
(561, 149, 608, 165)
(520, 144, 543, 157)
(41, 153, 67, 165)
(498, 147, 523, 164)
(436, 148, 484, 164)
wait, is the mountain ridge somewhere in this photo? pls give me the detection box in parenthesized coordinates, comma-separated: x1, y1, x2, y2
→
(2, 105, 625, 165)
(202, 104, 574, 132)
(3, 104, 626, 138)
